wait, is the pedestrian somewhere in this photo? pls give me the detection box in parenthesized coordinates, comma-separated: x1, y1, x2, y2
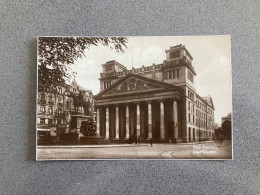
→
(150, 138, 153, 147)
(138, 135, 140, 145)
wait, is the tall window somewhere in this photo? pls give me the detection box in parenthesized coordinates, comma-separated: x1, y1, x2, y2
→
(48, 119, 53, 125)
(41, 106, 45, 112)
(49, 106, 53, 114)
(40, 118, 45, 124)
(177, 69, 180, 78)
(58, 108, 62, 114)
(169, 71, 172, 79)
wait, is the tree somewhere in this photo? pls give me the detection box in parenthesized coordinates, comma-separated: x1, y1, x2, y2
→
(38, 37, 128, 93)
(222, 120, 232, 140)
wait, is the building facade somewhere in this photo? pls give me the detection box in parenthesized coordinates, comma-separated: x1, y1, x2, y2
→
(37, 79, 95, 143)
(94, 44, 215, 142)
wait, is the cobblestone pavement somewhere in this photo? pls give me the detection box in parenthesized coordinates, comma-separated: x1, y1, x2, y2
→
(36, 140, 232, 160)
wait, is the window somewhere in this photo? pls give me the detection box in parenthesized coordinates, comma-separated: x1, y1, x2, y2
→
(188, 114, 190, 122)
(49, 106, 53, 114)
(169, 71, 172, 79)
(48, 95, 53, 102)
(188, 102, 190, 111)
(173, 70, 176, 79)
(58, 108, 62, 114)
(40, 118, 45, 124)
(48, 119, 53, 125)
(41, 94, 45, 100)
(177, 69, 180, 78)
(41, 106, 45, 112)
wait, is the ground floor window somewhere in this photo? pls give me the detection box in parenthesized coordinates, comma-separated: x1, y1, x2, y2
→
(40, 118, 45, 124)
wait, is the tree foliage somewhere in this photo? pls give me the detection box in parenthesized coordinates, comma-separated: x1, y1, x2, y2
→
(38, 37, 128, 93)
(222, 120, 232, 140)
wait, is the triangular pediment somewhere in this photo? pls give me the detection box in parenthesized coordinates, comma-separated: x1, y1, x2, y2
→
(209, 97, 214, 109)
(95, 74, 181, 99)
(203, 95, 214, 109)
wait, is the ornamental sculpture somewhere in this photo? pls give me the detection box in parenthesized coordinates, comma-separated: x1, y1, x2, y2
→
(106, 78, 161, 95)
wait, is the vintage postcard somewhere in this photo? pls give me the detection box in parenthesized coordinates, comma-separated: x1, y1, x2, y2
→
(36, 36, 232, 160)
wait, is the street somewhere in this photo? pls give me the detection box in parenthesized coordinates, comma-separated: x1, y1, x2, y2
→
(37, 140, 232, 160)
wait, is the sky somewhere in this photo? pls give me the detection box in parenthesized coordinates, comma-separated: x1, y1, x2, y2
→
(71, 36, 232, 124)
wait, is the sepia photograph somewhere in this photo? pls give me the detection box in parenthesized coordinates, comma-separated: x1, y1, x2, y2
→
(36, 36, 232, 160)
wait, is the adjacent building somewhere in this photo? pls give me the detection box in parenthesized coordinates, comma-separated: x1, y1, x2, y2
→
(37, 79, 95, 143)
(94, 44, 215, 143)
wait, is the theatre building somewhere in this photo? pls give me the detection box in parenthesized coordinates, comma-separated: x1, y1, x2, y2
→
(94, 44, 215, 143)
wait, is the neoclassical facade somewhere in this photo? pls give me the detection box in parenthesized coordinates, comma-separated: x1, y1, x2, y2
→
(94, 44, 215, 142)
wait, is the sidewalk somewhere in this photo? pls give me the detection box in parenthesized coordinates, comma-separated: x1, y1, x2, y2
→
(37, 141, 214, 149)
(37, 144, 149, 149)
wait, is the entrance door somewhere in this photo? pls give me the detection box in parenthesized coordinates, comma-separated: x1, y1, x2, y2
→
(193, 128, 195, 141)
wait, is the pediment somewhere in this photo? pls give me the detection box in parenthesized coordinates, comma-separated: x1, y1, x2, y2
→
(203, 96, 214, 109)
(95, 74, 181, 98)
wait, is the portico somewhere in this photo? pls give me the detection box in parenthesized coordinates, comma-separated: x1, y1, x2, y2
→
(94, 74, 183, 142)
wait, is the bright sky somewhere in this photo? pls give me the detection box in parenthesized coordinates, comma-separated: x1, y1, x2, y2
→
(71, 36, 232, 124)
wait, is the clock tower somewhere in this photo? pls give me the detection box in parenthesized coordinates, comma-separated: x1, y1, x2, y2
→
(164, 44, 196, 91)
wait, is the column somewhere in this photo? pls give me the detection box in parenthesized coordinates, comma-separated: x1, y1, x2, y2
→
(96, 107, 100, 136)
(136, 102, 140, 136)
(115, 105, 119, 139)
(105, 107, 109, 139)
(173, 100, 178, 139)
(125, 104, 130, 139)
(147, 101, 152, 139)
(160, 100, 165, 139)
